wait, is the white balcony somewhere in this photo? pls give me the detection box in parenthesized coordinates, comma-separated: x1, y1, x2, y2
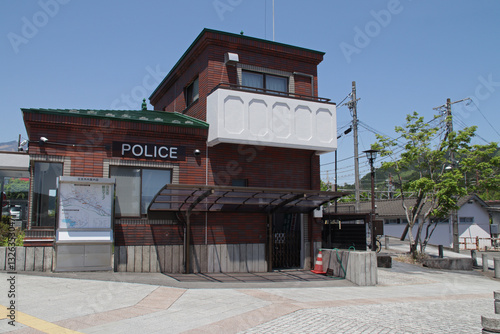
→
(207, 87, 337, 154)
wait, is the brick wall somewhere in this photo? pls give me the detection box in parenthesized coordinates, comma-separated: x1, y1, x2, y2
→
(151, 30, 322, 122)
(114, 224, 184, 246)
(207, 143, 320, 190)
(25, 114, 208, 179)
(114, 212, 266, 246)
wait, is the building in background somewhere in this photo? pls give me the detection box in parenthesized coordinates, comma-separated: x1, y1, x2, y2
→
(334, 194, 493, 250)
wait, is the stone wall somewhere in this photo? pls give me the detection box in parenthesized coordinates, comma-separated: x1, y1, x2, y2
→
(114, 243, 267, 273)
(0, 247, 53, 272)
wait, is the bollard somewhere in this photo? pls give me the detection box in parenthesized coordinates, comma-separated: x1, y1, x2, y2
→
(483, 253, 489, 272)
(385, 235, 389, 250)
(438, 245, 444, 258)
(482, 291, 500, 333)
(495, 258, 500, 279)
(471, 250, 478, 267)
(495, 290, 500, 315)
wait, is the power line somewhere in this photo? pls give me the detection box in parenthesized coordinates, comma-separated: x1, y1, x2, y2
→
(336, 93, 351, 109)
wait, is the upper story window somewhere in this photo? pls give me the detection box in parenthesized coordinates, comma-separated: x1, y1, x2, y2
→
(242, 70, 288, 94)
(185, 77, 199, 107)
(459, 217, 474, 224)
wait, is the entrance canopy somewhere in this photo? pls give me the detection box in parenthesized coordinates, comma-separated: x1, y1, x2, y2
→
(149, 184, 346, 214)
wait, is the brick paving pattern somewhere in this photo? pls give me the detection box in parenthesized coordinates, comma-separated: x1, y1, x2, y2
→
(241, 298, 491, 334)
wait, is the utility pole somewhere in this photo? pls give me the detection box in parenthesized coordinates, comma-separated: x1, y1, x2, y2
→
(347, 81, 360, 212)
(434, 97, 470, 253)
(446, 98, 459, 253)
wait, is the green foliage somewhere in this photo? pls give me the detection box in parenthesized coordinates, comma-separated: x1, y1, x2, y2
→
(320, 180, 332, 191)
(374, 111, 500, 254)
(4, 178, 29, 200)
(0, 215, 25, 246)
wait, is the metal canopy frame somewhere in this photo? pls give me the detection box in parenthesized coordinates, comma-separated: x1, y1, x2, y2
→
(148, 184, 347, 274)
(149, 184, 346, 214)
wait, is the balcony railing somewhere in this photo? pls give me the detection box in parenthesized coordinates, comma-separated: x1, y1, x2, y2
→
(211, 82, 332, 103)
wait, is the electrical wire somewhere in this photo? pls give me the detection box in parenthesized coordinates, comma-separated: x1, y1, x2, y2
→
(469, 99, 500, 140)
(336, 93, 351, 108)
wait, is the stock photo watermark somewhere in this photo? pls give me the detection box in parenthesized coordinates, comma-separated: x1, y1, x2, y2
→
(213, 0, 243, 21)
(6, 219, 17, 326)
(68, 64, 167, 154)
(7, 0, 72, 54)
(110, 65, 167, 110)
(339, 0, 408, 64)
(455, 73, 500, 119)
(213, 113, 289, 185)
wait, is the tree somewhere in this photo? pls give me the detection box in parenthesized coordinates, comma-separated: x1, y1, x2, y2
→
(4, 178, 29, 200)
(373, 111, 500, 256)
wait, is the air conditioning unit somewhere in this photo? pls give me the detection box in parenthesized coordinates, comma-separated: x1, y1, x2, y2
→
(224, 52, 239, 65)
(491, 224, 499, 235)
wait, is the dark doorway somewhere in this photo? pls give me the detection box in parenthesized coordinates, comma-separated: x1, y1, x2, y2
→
(272, 213, 301, 269)
(322, 213, 369, 251)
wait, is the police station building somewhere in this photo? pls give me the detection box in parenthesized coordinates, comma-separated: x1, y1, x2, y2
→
(22, 29, 342, 273)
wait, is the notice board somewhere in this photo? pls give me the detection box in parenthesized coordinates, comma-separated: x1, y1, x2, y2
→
(54, 176, 115, 271)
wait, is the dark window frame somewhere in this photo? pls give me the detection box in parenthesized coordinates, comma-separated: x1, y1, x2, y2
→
(242, 70, 288, 94)
(185, 77, 199, 107)
(32, 162, 63, 227)
(110, 166, 172, 218)
(231, 179, 248, 187)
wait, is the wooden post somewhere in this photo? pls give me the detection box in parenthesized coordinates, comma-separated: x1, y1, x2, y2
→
(185, 213, 191, 274)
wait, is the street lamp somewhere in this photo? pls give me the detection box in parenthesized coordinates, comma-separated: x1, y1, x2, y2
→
(363, 149, 379, 250)
(335, 126, 352, 212)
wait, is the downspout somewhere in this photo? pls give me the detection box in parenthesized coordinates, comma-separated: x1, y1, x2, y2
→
(205, 143, 208, 245)
(268, 213, 273, 272)
(293, 72, 315, 97)
(310, 151, 316, 268)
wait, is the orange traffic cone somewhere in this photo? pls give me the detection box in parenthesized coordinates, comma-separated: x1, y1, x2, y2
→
(311, 249, 326, 274)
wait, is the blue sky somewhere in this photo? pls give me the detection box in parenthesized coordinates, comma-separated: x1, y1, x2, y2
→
(1, 0, 499, 186)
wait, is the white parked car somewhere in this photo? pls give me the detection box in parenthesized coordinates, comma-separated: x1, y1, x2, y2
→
(9, 205, 22, 220)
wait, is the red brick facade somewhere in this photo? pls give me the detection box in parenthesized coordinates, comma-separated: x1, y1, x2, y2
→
(150, 30, 323, 122)
(23, 29, 329, 271)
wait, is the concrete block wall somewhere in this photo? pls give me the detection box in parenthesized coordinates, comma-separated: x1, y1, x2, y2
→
(321, 249, 377, 286)
(114, 243, 266, 273)
(0, 247, 53, 272)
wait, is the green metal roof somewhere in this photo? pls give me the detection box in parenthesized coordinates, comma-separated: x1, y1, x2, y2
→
(22, 108, 209, 129)
(149, 28, 325, 100)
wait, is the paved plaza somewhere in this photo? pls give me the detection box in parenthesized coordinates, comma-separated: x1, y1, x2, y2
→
(0, 245, 499, 333)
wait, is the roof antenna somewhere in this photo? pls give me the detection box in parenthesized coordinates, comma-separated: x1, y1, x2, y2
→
(141, 98, 147, 111)
(272, 0, 275, 41)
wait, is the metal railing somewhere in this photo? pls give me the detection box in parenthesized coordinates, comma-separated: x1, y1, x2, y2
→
(211, 82, 333, 103)
(460, 236, 500, 250)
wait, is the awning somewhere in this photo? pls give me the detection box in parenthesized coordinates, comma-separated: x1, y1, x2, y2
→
(149, 184, 347, 214)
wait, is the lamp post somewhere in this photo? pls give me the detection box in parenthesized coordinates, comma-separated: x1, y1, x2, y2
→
(363, 149, 379, 250)
(335, 127, 352, 213)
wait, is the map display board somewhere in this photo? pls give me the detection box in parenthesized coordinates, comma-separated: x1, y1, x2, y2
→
(58, 177, 114, 230)
(55, 177, 115, 271)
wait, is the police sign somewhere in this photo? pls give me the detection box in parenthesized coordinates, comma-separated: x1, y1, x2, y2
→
(112, 142, 186, 161)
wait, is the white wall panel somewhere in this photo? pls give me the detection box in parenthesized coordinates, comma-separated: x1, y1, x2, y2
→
(208, 88, 337, 153)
